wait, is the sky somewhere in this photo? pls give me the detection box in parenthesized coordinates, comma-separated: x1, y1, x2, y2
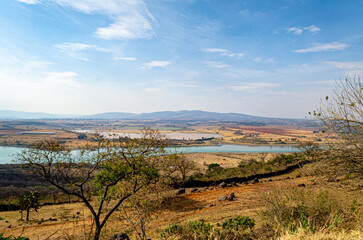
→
(0, 0, 362, 118)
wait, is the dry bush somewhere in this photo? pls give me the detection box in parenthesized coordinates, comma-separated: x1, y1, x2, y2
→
(279, 228, 363, 240)
(310, 76, 362, 176)
(260, 187, 362, 236)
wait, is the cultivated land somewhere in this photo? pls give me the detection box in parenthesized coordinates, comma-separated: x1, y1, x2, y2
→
(0, 119, 327, 148)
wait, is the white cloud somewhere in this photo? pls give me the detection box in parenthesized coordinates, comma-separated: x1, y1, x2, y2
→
(287, 25, 321, 35)
(324, 61, 363, 69)
(294, 42, 348, 53)
(202, 48, 228, 53)
(24, 61, 53, 71)
(253, 57, 276, 63)
(114, 57, 137, 61)
(142, 61, 170, 69)
(202, 48, 244, 59)
(287, 27, 303, 35)
(204, 61, 230, 68)
(25, 0, 155, 40)
(55, 42, 108, 52)
(17, 0, 39, 4)
(96, 14, 154, 40)
(221, 52, 244, 59)
(229, 83, 278, 91)
(55, 42, 109, 61)
(42, 72, 81, 88)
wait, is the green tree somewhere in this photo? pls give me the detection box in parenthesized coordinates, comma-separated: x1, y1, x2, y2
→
(17, 129, 174, 240)
(19, 191, 40, 222)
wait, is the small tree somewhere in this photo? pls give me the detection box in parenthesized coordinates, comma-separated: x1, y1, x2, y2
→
(17, 129, 174, 240)
(19, 191, 40, 221)
(297, 141, 321, 161)
(118, 184, 166, 240)
(310, 76, 362, 174)
(168, 154, 197, 184)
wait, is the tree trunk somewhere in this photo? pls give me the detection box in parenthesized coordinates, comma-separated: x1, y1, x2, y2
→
(26, 208, 30, 222)
(94, 226, 101, 240)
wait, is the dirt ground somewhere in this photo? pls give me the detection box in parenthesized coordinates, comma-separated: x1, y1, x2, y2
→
(0, 171, 316, 239)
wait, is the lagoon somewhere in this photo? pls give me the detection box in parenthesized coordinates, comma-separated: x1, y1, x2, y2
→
(0, 145, 300, 164)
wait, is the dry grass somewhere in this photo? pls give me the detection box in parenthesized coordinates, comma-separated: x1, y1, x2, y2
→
(280, 228, 363, 240)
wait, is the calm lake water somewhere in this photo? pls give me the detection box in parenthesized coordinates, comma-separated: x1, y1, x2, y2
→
(0, 145, 300, 164)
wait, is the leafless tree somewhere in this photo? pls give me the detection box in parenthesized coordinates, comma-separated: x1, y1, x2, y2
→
(310, 76, 362, 174)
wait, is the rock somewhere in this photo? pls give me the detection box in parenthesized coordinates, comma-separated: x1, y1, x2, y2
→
(218, 196, 228, 201)
(191, 188, 198, 193)
(298, 183, 306, 187)
(253, 178, 259, 184)
(176, 188, 185, 195)
(219, 182, 226, 188)
(110, 233, 130, 240)
(227, 192, 235, 201)
(327, 177, 335, 182)
(227, 184, 232, 187)
(204, 186, 209, 190)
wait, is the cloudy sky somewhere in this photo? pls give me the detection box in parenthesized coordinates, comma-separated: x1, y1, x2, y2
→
(0, 0, 362, 118)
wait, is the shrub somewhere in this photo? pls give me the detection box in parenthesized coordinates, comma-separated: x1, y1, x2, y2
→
(160, 223, 184, 238)
(260, 187, 362, 234)
(0, 233, 29, 240)
(222, 216, 255, 231)
(207, 163, 221, 171)
(189, 219, 214, 235)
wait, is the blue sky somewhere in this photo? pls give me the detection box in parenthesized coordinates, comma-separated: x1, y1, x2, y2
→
(0, 0, 362, 118)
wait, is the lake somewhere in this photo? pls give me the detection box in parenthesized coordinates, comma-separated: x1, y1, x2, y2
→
(0, 145, 301, 164)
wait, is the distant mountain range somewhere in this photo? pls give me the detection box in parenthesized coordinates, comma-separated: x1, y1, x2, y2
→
(0, 110, 305, 123)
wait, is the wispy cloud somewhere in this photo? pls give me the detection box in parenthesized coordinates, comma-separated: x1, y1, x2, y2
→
(204, 61, 230, 68)
(202, 48, 244, 59)
(287, 25, 321, 35)
(55, 42, 109, 61)
(114, 57, 137, 61)
(253, 57, 276, 63)
(17, 0, 39, 4)
(203, 48, 228, 53)
(229, 83, 278, 91)
(55, 42, 108, 52)
(294, 42, 348, 53)
(142, 61, 170, 69)
(42, 72, 81, 88)
(24, 61, 53, 71)
(24, 0, 155, 40)
(96, 14, 154, 40)
(324, 61, 363, 69)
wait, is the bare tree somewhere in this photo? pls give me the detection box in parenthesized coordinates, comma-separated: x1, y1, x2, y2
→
(17, 129, 174, 240)
(310, 76, 362, 173)
(118, 185, 166, 240)
(168, 154, 197, 185)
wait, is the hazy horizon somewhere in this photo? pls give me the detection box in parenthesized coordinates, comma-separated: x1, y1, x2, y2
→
(1, 0, 362, 118)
